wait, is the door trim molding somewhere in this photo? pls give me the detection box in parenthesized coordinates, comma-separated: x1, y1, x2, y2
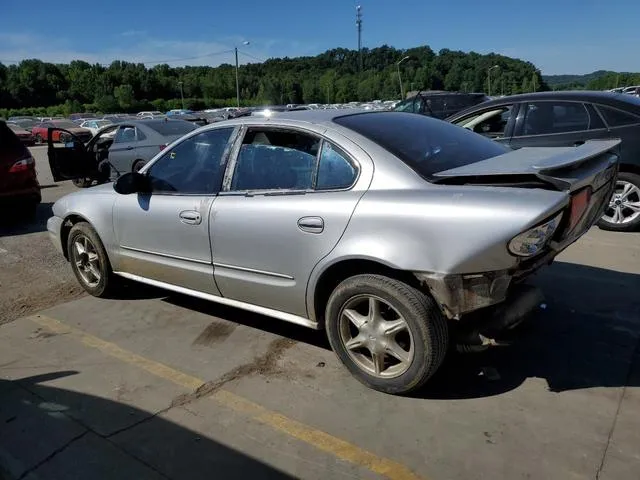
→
(120, 245, 211, 265)
(113, 271, 318, 330)
(212, 262, 294, 280)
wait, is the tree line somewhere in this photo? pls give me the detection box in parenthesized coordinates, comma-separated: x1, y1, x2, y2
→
(545, 70, 640, 91)
(0, 45, 547, 117)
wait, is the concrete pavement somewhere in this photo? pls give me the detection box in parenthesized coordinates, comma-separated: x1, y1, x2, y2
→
(1, 147, 639, 479)
(1, 226, 639, 479)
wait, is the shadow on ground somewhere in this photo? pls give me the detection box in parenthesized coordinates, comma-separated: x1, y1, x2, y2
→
(165, 261, 640, 400)
(0, 371, 294, 479)
(0, 202, 53, 237)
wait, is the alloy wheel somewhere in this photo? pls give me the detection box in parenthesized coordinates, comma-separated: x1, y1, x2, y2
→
(338, 294, 414, 378)
(602, 180, 640, 225)
(73, 234, 102, 288)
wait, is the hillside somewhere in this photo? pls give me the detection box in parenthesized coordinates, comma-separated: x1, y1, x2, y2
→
(543, 70, 639, 90)
(0, 45, 547, 116)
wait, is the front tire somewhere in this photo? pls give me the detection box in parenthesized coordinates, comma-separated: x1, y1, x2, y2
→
(325, 274, 448, 395)
(598, 172, 640, 232)
(35, 133, 43, 144)
(132, 160, 146, 173)
(67, 222, 120, 297)
(72, 177, 94, 188)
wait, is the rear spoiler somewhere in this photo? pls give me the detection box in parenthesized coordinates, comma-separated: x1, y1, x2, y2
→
(432, 139, 621, 191)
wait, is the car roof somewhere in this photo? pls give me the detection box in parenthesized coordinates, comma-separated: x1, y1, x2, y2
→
(448, 90, 640, 120)
(221, 108, 368, 126)
(470, 90, 640, 106)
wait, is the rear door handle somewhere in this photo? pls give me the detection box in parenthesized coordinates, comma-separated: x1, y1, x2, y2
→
(298, 216, 324, 234)
(126, 146, 134, 150)
(573, 141, 585, 146)
(179, 210, 202, 225)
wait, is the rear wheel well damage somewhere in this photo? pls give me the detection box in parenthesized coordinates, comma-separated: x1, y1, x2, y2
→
(312, 259, 422, 328)
(60, 214, 90, 260)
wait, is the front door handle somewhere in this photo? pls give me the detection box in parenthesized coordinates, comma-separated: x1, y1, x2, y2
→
(126, 146, 134, 150)
(298, 216, 324, 234)
(179, 210, 202, 225)
(573, 141, 585, 146)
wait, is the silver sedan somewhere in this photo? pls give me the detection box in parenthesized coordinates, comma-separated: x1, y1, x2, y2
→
(46, 110, 619, 394)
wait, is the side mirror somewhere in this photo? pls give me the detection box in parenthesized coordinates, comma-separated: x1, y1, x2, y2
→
(113, 172, 150, 195)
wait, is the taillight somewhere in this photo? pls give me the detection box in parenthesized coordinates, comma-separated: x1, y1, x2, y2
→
(159, 144, 167, 151)
(8, 156, 35, 173)
(568, 187, 592, 231)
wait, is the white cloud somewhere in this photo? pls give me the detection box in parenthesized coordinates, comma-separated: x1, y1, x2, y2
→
(0, 32, 318, 67)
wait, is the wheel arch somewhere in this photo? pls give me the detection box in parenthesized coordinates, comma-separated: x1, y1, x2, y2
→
(60, 213, 93, 260)
(619, 162, 640, 176)
(309, 257, 421, 329)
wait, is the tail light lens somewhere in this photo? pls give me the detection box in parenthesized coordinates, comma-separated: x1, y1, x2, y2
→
(159, 144, 167, 151)
(568, 187, 592, 232)
(9, 155, 35, 173)
(508, 212, 563, 257)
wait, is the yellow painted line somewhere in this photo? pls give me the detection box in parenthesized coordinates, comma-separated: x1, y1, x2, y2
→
(29, 314, 424, 480)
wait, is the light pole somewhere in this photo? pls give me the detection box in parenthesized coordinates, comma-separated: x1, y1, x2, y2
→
(397, 55, 410, 99)
(487, 65, 499, 97)
(178, 81, 185, 110)
(235, 41, 250, 108)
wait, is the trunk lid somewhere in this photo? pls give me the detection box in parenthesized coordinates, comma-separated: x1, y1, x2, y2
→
(432, 139, 620, 193)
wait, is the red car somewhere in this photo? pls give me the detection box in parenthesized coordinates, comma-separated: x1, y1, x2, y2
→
(31, 119, 92, 144)
(0, 120, 41, 218)
(7, 123, 36, 146)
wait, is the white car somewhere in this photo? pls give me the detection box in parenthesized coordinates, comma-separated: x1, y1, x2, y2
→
(79, 119, 114, 136)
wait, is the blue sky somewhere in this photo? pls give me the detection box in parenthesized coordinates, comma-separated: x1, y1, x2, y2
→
(0, 0, 637, 74)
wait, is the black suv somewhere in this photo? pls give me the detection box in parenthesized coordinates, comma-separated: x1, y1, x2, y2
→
(393, 91, 489, 119)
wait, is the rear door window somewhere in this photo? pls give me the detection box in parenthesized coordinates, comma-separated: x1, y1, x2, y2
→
(230, 129, 320, 191)
(521, 102, 590, 136)
(596, 105, 640, 127)
(316, 142, 357, 190)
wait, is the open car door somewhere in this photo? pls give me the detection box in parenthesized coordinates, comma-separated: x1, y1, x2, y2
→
(47, 128, 96, 182)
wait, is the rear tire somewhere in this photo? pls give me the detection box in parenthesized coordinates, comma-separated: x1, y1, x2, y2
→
(598, 172, 640, 232)
(325, 274, 448, 395)
(67, 222, 120, 297)
(35, 134, 43, 144)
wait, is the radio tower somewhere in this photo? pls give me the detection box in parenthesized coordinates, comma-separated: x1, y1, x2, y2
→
(356, 5, 363, 72)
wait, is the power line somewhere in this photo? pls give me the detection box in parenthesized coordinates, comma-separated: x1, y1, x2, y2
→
(237, 50, 266, 63)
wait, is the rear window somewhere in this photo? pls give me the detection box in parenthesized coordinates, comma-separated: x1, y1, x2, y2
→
(333, 112, 509, 180)
(147, 120, 197, 136)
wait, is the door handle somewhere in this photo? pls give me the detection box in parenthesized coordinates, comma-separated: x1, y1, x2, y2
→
(126, 146, 134, 150)
(179, 210, 202, 225)
(573, 141, 585, 146)
(298, 216, 324, 234)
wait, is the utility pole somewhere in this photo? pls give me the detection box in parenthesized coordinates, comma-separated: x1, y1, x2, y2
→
(397, 56, 410, 99)
(356, 5, 363, 72)
(487, 65, 499, 97)
(234, 41, 250, 108)
(234, 48, 240, 108)
(178, 81, 185, 109)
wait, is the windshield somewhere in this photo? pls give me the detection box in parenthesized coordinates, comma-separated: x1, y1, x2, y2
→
(147, 120, 197, 136)
(334, 112, 509, 180)
(95, 120, 112, 128)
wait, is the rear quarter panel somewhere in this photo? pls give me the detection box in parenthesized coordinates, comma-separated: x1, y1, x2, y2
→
(311, 185, 569, 275)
